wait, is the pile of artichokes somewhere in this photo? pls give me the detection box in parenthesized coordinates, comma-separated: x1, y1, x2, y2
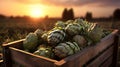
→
(23, 18, 110, 60)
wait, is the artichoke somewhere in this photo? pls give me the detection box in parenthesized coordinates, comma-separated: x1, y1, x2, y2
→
(89, 25, 104, 43)
(54, 42, 80, 58)
(23, 33, 38, 52)
(65, 20, 74, 25)
(47, 29, 66, 44)
(34, 45, 54, 59)
(34, 29, 44, 38)
(34, 29, 44, 44)
(55, 21, 66, 28)
(41, 32, 48, 42)
(74, 18, 84, 25)
(74, 19, 96, 34)
(65, 23, 82, 36)
(73, 35, 87, 47)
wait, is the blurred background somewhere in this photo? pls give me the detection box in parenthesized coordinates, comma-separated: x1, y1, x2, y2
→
(0, 0, 120, 52)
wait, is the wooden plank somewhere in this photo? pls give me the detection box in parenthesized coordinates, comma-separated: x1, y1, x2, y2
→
(0, 60, 4, 67)
(0, 53, 3, 66)
(9, 47, 58, 67)
(2, 39, 25, 67)
(118, 47, 120, 61)
(55, 30, 118, 67)
(100, 56, 113, 67)
(2, 39, 25, 49)
(0, 53, 2, 59)
(86, 46, 114, 67)
(3, 45, 12, 67)
(112, 35, 119, 67)
(117, 61, 120, 67)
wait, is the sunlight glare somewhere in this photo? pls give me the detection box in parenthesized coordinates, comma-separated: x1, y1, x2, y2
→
(29, 6, 43, 18)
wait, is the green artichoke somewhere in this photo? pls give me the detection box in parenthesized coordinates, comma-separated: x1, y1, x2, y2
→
(89, 25, 104, 43)
(65, 23, 82, 36)
(23, 33, 38, 52)
(73, 35, 87, 47)
(34, 29, 44, 44)
(65, 20, 74, 25)
(55, 21, 66, 28)
(74, 18, 84, 24)
(47, 29, 66, 44)
(41, 32, 48, 42)
(74, 19, 96, 34)
(34, 29, 44, 38)
(54, 42, 80, 58)
(34, 45, 54, 58)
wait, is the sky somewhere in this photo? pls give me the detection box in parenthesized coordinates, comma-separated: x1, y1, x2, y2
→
(0, 0, 120, 18)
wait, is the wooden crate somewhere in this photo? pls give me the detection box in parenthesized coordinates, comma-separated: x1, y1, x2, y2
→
(2, 30, 119, 67)
(0, 53, 3, 67)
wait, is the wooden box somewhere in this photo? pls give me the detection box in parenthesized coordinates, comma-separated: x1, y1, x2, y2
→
(0, 53, 3, 67)
(2, 30, 119, 67)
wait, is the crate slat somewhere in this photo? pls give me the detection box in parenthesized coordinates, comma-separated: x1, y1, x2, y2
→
(86, 45, 114, 67)
(9, 47, 57, 67)
(2, 39, 25, 49)
(100, 56, 113, 67)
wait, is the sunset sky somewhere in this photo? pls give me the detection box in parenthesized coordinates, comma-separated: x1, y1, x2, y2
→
(0, 0, 120, 18)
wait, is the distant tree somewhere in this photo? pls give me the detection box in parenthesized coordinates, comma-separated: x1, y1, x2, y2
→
(85, 12, 92, 20)
(15, 16, 21, 19)
(111, 8, 120, 29)
(45, 15, 49, 19)
(9, 16, 14, 19)
(23, 16, 30, 19)
(62, 8, 74, 21)
(62, 8, 68, 21)
(0, 14, 6, 19)
(113, 8, 120, 20)
(68, 8, 74, 20)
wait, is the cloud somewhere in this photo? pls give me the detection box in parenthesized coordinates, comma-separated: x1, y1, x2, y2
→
(12, 0, 120, 7)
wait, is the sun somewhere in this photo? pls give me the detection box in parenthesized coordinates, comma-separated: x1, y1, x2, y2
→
(30, 7, 43, 18)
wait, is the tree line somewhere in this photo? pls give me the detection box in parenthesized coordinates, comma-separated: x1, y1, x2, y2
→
(62, 8, 120, 21)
